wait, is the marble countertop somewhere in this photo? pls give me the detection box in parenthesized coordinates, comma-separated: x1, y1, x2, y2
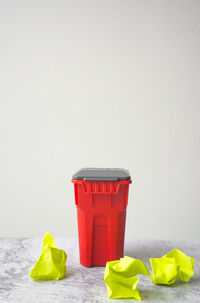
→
(0, 238, 199, 303)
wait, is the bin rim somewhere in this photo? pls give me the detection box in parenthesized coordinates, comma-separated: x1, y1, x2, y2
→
(71, 179, 132, 184)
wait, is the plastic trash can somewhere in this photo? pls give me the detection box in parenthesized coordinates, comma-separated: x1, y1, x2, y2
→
(72, 168, 132, 267)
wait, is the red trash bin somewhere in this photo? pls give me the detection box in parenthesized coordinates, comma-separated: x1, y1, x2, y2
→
(72, 168, 132, 267)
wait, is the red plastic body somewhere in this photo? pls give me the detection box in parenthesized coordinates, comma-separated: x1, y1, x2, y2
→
(72, 179, 132, 267)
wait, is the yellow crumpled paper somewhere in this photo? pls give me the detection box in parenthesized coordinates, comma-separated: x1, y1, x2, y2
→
(29, 232, 67, 281)
(104, 256, 151, 300)
(150, 249, 195, 285)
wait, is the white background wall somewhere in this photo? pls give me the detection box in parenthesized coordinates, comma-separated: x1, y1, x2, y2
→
(0, 0, 200, 240)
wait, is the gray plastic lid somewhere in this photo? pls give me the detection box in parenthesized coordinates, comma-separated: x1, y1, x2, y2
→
(72, 168, 131, 181)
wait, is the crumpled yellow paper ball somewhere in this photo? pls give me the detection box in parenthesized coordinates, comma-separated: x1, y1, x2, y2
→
(150, 249, 195, 285)
(29, 232, 67, 281)
(104, 256, 151, 300)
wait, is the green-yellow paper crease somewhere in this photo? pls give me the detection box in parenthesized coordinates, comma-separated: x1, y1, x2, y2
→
(150, 249, 195, 285)
(29, 232, 67, 281)
(104, 256, 151, 300)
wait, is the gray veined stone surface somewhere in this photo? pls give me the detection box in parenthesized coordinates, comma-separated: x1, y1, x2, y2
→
(0, 238, 199, 303)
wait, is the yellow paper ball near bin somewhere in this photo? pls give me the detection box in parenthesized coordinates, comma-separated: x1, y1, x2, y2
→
(29, 232, 67, 281)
